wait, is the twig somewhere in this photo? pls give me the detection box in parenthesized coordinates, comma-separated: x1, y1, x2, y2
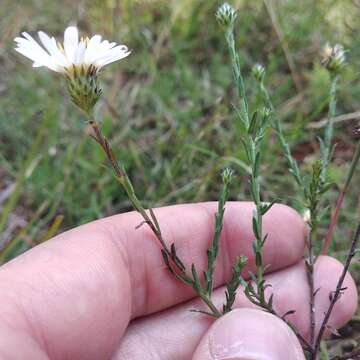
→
(222, 255, 247, 314)
(322, 140, 360, 254)
(307, 110, 360, 130)
(225, 21, 313, 353)
(307, 259, 316, 347)
(88, 118, 222, 318)
(89, 120, 126, 179)
(305, 161, 324, 347)
(223, 13, 275, 308)
(313, 223, 360, 358)
(305, 75, 339, 349)
(89, 119, 172, 259)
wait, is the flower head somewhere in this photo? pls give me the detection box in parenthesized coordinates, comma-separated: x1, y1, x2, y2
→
(15, 26, 130, 114)
(216, 3, 237, 30)
(221, 168, 234, 185)
(14, 26, 130, 74)
(321, 43, 346, 72)
(252, 63, 266, 83)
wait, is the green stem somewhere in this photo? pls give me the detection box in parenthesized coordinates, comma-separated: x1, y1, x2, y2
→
(87, 116, 222, 317)
(307, 226, 316, 347)
(205, 170, 232, 296)
(223, 255, 247, 313)
(322, 75, 339, 180)
(306, 160, 323, 347)
(255, 209, 265, 303)
(224, 25, 267, 306)
(225, 29, 249, 126)
(200, 292, 222, 318)
(251, 153, 265, 303)
(89, 118, 170, 253)
(259, 83, 303, 188)
(248, 135, 266, 303)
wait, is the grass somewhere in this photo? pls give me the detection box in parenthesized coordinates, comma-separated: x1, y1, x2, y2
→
(0, 0, 359, 355)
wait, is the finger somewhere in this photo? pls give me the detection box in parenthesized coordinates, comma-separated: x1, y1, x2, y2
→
(192, 308, 306, 360)
(100, 201, 306, 316)
(114, 256, 357, 359)
(0, 202, 306, 359)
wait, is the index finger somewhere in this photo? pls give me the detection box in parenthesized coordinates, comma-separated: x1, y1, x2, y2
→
(0, 202, 306, 359)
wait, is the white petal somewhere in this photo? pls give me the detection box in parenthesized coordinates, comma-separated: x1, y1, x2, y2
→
(37, 31, 53, 53)
(94, 45, 126, 61)
(50, 37, 71, 67)
(15, 27, 130, 72)
(17, 32, 52, 58)
(98, 53, 131, 67)
(98, 40, 116, 52)
(14, 32, 58, 71)
(84, 34, 102, 64)
(15, 46, 60, 72)
(63, 26, 79, 63)
(88, 41, 120, 65)
(94, 45, 130, 67)
(38, 31, 69, 68)
(14, 37, 29, 45)
(15, 46, 42, 63)
(74, 41, 86, 65)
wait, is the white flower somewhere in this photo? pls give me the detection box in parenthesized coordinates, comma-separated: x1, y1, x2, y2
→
(14, 26, 130, 74)
(321, 43, 346, 72)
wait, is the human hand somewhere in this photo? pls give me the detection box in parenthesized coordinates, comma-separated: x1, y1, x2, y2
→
(0, 203, 356, 359)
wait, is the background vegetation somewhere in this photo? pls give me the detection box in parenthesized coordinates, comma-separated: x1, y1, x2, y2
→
(0, 0, 359, 356)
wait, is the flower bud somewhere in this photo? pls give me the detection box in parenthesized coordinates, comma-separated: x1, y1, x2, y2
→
(216, 3, 237, 30)
(221, 168, 234, 185)
(321, 43, 346, 73)
(260, 107, 271, 119)
(66, 65, 102, 115)
(252, 63, 266, 83)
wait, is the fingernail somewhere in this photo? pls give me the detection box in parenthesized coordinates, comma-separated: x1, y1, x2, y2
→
(208, 309, 304, 360)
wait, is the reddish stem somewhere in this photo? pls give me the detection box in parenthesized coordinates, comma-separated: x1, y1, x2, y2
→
(322, 191, 345, 255)
(322, 140, 360, 255)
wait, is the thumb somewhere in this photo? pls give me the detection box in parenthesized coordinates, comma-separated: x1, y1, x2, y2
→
(193, 308, 306, 360)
